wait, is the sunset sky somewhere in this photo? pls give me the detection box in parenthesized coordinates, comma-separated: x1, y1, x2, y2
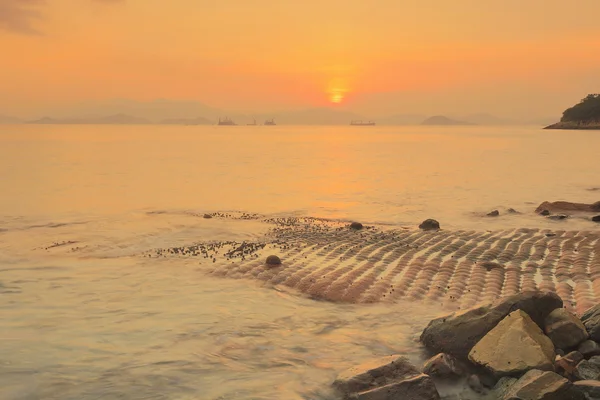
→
(1, 0, 600, 119)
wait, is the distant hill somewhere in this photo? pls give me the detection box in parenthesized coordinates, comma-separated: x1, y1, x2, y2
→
(28, 114, 151, 125)
(158, 117, 213, 125)
(421, 115, 474, 126)
(545, 94, 600, 130)
(257, 107, 366, 125)
(0, 114, 22, 124)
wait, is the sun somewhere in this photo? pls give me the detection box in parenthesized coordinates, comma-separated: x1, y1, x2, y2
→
(330, 92, 344, 104)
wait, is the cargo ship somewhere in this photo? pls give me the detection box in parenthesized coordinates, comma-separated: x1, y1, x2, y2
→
(264, 119, 276, 126)
(217, 117, 237, 126)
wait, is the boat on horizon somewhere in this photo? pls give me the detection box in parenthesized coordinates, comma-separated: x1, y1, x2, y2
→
(218, 117, 237, 126)
(247, 118, 257, 126)
(350, 120, 375, 126)
(264, 119, 276, 126)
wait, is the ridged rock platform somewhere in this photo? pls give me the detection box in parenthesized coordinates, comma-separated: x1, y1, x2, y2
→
(145, 216, 600, 314)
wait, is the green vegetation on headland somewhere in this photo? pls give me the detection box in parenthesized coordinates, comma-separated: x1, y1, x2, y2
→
(545, 94, 600, 129)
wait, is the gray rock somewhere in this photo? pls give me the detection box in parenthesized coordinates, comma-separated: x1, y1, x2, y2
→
(467, 374, 485, 394)
(419, 219, 440, 231)
(349, 374, 440, 400)
(545, 308, 589, 349)
(487, 210, 500, 217)
(492, 377, 518, 398)
(589, 355, 600, 368)
(469, 310, 555, 378)
(581, 305, 600, 342)
(578, 340, 600, 358)
(539, 209, 551, 216)
(574, 360, 600, 381)
(504, 370, 583, 400)
(265, 255, 282, 266)
(422, 353, 463, 378)
(593, 215, 600, 223)
(420, 291, 563, 359)
(203, 213, 213, 219)
(556, 351, 584, 380)
(507, 208, 520, 214)
(574, 380, 600, 399)
(332, 355, 419, 395)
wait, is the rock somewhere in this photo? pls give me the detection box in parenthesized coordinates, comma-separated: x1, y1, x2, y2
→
(332, 355, 420, 395)
(507, 208, 520, 214)
(492, 377, 518, 398)
(574, 359, 600, 381)
(350, 222, 364, 230)
(468, 310, 555, 377)
(487, 210, 500, 217)
(535, 201, 600, 214)
(539, 209, 551, 216)
(544, 308, 589, 349)
(578, 340, 600, 358)
(265, 255, 282, 266)
(203, 214, 213, 219)
(420, 291, 563, 360)
(422, 353, 463, 378)
(504, 369, 583, 400)
(556, 351, 584, 380)
(547, 214, 569, 220)
(349, 374, 440, 400)
(593, 215, 600, 222)
(574, 380, 600, 399)
(419, 219, 440, 231)
(581, 305, 600, 342)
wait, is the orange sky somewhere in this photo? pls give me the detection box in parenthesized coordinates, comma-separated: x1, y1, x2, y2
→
(1, 0, 600, 118)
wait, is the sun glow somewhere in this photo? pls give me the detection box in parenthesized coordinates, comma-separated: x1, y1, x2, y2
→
(330, 92, 344, 103)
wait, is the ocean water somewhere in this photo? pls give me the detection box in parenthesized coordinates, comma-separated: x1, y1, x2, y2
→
(0, 124, 599, 399)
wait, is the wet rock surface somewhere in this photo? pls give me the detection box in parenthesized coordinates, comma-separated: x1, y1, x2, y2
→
(419, 219, 440, 230)
(265, 255, 282, 266)
(556, 351, 584, 380)
(573, 380, 600, 399)
(582, 305, 600, 342)
(332, 355, 440, 399)
(422, 353, 463, 378)
(468, 310, 555, 378)
(593, 215, 600, 222)
(574, 359, 600, 381)
(420, 291, 562, 360)
(486, 210, 500, 217)
(504, 369, 583, 400)
(544, 308, 589, 350)
(535, 200, 600, 213)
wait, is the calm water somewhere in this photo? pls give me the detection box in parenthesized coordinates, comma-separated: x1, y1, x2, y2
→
(0, 125, 599, 400)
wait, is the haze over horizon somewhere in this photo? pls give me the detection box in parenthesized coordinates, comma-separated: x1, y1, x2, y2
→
(2, 0, 600, 120)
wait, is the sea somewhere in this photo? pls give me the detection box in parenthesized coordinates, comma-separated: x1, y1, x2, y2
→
(0, 124, 599, 400)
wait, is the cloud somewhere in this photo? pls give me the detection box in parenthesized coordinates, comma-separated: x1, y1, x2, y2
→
(0, 0, 45, 35)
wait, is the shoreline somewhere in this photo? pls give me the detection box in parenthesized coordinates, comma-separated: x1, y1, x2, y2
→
(544, 121, 600, 130)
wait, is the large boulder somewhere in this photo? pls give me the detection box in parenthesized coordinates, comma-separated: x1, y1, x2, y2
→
(545, 308, 589, 350)
(350, 374, 440, 400)
(420, 291, 563, 359)
(503, 369, 584, 400)
(582, 304, 600, 341)
(468, 310, 555, 377)
(574, 359, 600, 381)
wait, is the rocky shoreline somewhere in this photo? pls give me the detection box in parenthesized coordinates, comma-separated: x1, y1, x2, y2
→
(330, 291, 600, 399)
(544, 121, 600, 130)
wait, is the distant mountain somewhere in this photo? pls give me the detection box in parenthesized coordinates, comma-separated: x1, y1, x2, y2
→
(377, 114, 425, 125)
(158, 117, 213, 125)
(421, 115, 474, 126)
(257, 107, 366, 125)
(0, 114, 22, 124)
(28, 114, 151, 125)
(49, 99, 223, 123)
